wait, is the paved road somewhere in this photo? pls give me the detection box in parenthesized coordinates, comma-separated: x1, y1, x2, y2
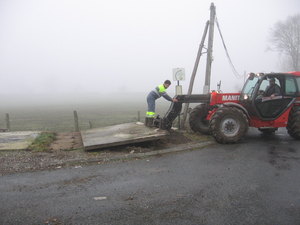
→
(1, 128, 300, 225)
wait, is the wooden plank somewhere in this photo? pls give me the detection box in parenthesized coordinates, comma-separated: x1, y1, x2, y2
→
(81, 122, 168, 151)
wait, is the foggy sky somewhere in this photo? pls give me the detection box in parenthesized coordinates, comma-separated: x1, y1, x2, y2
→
(0, 0, 299, 104)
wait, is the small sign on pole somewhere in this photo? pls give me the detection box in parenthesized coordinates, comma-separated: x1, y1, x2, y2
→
(172, 68, 185, 81)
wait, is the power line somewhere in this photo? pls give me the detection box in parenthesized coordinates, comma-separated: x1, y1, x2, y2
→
(215, 16, 243, 79)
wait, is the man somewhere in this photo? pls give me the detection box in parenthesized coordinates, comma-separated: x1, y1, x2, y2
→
(145, 80, 178, 127)
(265, 78, 281, 97)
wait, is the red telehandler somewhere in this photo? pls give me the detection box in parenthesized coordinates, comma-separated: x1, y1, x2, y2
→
(157, 71, 300, 143)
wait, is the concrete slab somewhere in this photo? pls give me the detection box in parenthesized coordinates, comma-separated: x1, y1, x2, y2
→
(81, 122, 168, 151)
(0, 131, 41, 151)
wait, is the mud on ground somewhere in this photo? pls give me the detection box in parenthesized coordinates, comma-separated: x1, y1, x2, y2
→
(0, 130, 210, 175)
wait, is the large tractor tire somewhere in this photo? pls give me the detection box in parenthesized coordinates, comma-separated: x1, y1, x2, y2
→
(189, 104, 210, 134)
(287, 106, 300, 139)
(209, 107, 249, 144)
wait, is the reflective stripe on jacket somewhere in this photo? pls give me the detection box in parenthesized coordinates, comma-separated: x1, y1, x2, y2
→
(151, 84, 172, 101)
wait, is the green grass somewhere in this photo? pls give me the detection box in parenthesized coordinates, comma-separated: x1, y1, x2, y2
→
(28, 132, 56, 152)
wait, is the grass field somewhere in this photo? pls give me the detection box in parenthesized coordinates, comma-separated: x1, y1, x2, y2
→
(0, 99, 172, 132)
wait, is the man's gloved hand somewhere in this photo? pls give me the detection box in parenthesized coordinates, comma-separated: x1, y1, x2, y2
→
(172, 98, 178, 102)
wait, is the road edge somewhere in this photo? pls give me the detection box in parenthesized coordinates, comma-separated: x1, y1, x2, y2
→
(66, 140, 215, 166)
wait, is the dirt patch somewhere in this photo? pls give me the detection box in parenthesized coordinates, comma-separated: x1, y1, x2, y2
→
(49, 132, 83, 151)
(0, 130, 210, 175)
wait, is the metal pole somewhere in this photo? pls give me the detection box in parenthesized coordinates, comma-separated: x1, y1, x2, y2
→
(180, 21, 209, 128)
(203, 3, 216, 94)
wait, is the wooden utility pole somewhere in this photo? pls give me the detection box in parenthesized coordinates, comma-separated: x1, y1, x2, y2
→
(203, 2, 216, 94)
(180, 21, 209, 128)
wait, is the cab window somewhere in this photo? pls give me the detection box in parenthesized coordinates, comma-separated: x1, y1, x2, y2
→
(285, 77, 297, 95)
(296, 77, 300, 96)
(258, 77, 281, 95)
(258, 79, 269, 93)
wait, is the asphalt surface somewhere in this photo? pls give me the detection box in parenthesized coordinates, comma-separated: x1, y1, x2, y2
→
(1, 128, 300, 225)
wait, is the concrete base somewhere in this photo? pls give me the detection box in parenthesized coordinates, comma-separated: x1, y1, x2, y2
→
(0, 131, 41, 151)
(81, 122, 168, 151)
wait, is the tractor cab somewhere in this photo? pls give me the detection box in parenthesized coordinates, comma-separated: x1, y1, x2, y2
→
(240, 72, 299, 120)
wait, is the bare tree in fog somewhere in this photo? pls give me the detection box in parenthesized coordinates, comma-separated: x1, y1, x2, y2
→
(269, 14, 300, 71)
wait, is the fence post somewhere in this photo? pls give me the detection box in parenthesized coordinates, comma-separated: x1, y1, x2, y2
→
(5, 113, 10, 131)
(89, 121, 93, 129)
(73, 110, 79, 132)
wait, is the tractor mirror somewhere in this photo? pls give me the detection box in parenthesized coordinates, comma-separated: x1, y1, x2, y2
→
(248, 73, 255, 80)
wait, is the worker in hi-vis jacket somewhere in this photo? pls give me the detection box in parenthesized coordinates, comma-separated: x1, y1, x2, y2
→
(145, 80, 178, 127)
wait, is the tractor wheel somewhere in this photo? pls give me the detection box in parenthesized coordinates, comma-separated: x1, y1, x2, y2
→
(287, 106, 300, 139)
(209, 107, 249, 144)
(258, 128, 278, 134)
(189, 104, 210, 134)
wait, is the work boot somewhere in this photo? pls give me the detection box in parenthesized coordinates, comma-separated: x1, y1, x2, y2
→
(153, 115, 161, 128)
(145, 117, 154, 127)
(144, 117, 148, 126)
(148, 117, 155, 127)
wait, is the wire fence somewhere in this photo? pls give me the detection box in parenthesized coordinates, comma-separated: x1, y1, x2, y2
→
(0, 109, 144, 132)
(0, 102, 175, 132)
